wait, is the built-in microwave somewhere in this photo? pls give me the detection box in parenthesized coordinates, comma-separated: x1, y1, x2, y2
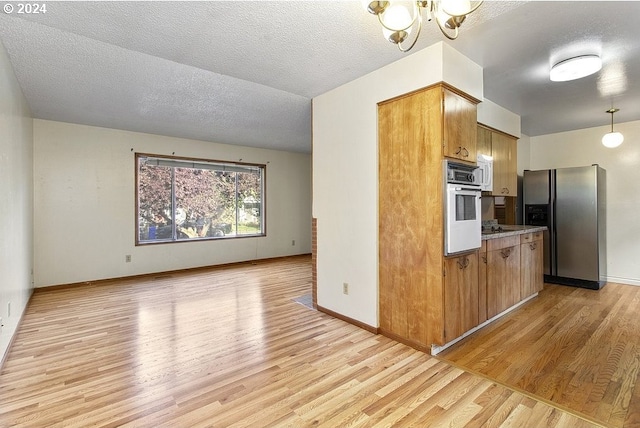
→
(444, 160, 482, 256)
(475, 154, 493, 191)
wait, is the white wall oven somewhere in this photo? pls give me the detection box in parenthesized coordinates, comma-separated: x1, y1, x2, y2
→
(444, 160, 482, 255)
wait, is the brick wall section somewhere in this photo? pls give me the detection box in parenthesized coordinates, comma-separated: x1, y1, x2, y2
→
(312, 217, 317, 308)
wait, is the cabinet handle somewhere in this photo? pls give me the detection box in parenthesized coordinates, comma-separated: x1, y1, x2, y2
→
(500, 248, 512, 259)
(455, 146, 462, 155)
(529, 242, 537, 250)
(457, 257, 469, 269)
(482, 256, 487, 264)
(462, 147, 469, 157)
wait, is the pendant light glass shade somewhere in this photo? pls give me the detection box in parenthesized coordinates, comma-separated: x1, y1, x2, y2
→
(602, 108, 623, 148)
(602, 132, 623, 148)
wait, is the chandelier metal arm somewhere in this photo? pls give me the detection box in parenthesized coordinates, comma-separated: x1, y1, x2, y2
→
(398, 11, 423, 52)
(435, 12, 459, 40)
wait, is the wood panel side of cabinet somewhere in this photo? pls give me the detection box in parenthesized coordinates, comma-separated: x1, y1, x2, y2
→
(443, 88, 477, 163)
(378, 87, 445, 348)
(444, 253, 479, 343)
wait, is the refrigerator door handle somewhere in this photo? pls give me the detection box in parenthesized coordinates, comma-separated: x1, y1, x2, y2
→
(550, 170, 557, 277)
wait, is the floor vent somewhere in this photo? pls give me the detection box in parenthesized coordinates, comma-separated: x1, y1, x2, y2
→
(292, 293, 315, 310)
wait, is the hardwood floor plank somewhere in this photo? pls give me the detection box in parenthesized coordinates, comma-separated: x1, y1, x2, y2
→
(0, 256, 603, 427)
(440, 282, 640, 427)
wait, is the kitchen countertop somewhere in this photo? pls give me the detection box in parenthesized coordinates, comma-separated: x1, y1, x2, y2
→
(481, 225, 547, 240)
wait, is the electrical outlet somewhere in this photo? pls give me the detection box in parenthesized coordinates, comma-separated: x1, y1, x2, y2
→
(125, 255, 131, 263)
(292, 239, 296, 246)
(343, 282, 349, 295)
(7, 302, 10, 318)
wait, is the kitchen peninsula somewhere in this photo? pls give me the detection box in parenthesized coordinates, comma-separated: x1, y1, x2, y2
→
(378, 82, 547, 355)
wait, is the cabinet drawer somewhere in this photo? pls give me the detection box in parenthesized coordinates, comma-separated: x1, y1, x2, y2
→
(520, 231, 543, 244)
(486, 235, 520, 251)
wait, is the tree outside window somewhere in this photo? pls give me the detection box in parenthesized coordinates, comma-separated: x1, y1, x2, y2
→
(136, 154, 265, 244)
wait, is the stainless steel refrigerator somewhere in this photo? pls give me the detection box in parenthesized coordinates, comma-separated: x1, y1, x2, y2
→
(523, 165, 606, 289)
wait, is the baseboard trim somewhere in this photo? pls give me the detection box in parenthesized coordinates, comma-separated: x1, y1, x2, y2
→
(316, 305, 378, 335)
(378, 328, 430, 354)
(605, 276, 640, 287)
(34, 254, 312, 293)
(0, 288, 34, 371)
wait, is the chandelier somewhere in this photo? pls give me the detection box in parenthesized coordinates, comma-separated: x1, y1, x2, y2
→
(364, 0, 484, 52)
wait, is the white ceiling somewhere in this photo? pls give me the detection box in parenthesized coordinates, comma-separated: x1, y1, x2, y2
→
(1, 1, 639, 154)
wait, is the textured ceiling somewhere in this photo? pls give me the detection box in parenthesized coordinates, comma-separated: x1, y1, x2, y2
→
(1, 1, 639, 153)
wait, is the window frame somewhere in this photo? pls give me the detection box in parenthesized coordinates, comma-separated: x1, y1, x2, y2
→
(135, 153, 267, 246)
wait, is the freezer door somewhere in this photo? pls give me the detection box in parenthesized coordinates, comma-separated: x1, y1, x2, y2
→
(523, 170, 552, 275)
(555, 166, 599, 281)
(523, 170, 551, 205)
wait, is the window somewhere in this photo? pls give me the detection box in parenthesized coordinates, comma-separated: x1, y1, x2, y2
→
(136, 154, 265, 244)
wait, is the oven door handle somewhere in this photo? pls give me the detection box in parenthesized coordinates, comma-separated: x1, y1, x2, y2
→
(452, 186, 482, 193)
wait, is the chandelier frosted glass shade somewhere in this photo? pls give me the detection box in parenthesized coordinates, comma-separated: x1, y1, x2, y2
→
(550, 55, 602, 82)
(380, 3, 414, 44)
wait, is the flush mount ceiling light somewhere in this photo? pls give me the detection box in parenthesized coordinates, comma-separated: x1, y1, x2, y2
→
(550, 55, 602, 82)
(364, 0, 483, 52)
(602, 108, 624, 148)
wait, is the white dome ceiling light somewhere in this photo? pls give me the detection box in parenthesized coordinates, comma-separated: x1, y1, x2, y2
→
(602, 108, 624, 148)
(550, 54, 602, 82)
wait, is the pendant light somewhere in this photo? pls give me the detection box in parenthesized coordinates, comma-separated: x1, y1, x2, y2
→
(602, 108, 624, 148)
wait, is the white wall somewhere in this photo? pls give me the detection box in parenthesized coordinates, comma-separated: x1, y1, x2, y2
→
(0, 41, 33, 362)
(529, 120, 640, 286)
(478, 98, 521, 138)
(34, 120, 311, 287)
(313, 43, 483, 327)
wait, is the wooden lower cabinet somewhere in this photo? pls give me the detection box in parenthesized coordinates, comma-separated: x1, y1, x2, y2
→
(486, 236, 521, 319)
(444, 252, 479, 343)
(521, 232, 544, 298)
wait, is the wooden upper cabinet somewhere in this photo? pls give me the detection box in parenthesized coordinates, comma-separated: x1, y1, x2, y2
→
(443, 88, 478, 163)
(491, 132, 518, 196)
(476, 125, 492, 156)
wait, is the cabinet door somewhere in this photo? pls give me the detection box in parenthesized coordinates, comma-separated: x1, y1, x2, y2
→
(477, 126, 492, 156)
(443, 88, 477, 163)
(486, 245, 521, 318)
(444, 253, 479, 343)
(491, 132, 517, 196)
(521, 240, 543, 297)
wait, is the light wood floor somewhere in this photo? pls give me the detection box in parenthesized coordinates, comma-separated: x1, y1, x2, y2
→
(439, 282, 640, 428)
(1, 256, 601, 427)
